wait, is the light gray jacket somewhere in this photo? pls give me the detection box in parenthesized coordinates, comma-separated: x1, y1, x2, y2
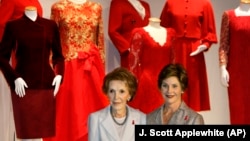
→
(147, 101, 204, 125)
(88, 105, 146, 141)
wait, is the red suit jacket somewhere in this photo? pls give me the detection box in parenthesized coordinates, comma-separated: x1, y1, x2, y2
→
(108, 0, 150, 68)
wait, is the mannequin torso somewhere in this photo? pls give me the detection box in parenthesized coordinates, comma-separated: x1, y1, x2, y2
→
(143, 17, 166, 46)
(235, 2, 250, 16)
(24, 6, 37, 21)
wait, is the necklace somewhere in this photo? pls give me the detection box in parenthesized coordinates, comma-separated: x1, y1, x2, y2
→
(110, 106, 128, 126)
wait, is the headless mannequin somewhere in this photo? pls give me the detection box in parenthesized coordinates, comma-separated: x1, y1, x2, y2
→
(24, 6, 37, 21)
(143, 17, 166, 46)
(68, 0, 87, 4)
(220, 0, 250, 87)
(15, 7, 62, 98)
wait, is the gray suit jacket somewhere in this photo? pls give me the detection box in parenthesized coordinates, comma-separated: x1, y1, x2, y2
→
(88, 105, 146, 141)
(147, 101, 204, 125)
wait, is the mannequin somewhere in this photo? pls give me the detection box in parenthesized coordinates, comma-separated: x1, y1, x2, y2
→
(159, 0, 217, 111)
(108, 0, 150, 69)
(15, 6, 62, 97)
(24, 6, 37, 21)
(220, 1, 250, 87)
(0, 6, 64, 139)
(128, 17, 176, 113)
(143, 17, 166, 46)
(219, 0, 250, 124)
(0, 1, 43, 141)
(43, 0, 109, 141)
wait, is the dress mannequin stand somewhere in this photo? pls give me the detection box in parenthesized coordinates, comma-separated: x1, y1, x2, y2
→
(220, 1, 250, 87)
(143, 17, 166, 46)
(24, 6, 37, 21)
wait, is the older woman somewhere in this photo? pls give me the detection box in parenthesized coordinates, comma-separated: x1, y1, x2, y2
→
(88, 67, 146, 141)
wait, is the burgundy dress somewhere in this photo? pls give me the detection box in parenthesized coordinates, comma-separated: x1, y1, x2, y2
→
(108, 0, 150, 68)
(160, 0, 217, 111)
(0, 15, 64, 138)
(219, 10, 250, 124)
(128, 27, 176, 114)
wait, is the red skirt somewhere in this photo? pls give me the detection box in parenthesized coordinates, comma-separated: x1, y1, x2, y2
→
(11, 89, 55, 139)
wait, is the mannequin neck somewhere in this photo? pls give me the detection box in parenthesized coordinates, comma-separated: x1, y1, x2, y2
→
(143, 17, 166, 46)
(24, 6, 37, 21)
(147, 17, 161, 29)
(241, 0, 250, 4)
(235, 3, 250, 16)
(68, 0, 87, 4)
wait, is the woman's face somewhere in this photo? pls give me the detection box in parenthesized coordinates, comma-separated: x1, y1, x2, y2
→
(107, 80, 131, 111)
(160, 76, 183, 106)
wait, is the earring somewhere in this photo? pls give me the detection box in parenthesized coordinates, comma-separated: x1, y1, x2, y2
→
(127, 97, 131, 101)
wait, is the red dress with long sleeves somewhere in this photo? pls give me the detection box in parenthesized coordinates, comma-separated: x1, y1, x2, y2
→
(108, 0, 150, 68)
(219, 10, 250, 124)
(160, 0, 217, 111)
(43, 1, 109, 141)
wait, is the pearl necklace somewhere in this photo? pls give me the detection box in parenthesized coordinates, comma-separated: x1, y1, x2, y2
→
(110, 107, 128, 126)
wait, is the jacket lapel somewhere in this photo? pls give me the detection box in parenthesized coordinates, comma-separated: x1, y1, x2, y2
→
(100, 106, 120, 140)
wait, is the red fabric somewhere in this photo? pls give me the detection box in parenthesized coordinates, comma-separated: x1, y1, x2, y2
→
(128, 28, 176, 114)
(220, 10, 250, 124)
(0, 16, 64, 138)
(0, 0, 43, 41)
(44, 48, 109, 141)
(160, 0, 217, 111)
(11, 89, 55, 138)
(43, 1, 109, 140)
(108, 0, 150, 68)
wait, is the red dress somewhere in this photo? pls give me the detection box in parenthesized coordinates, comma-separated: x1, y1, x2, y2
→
(43, 1, 109, 141)
(160, 0, 217, 111)
(108, 0, 150, 68)
(128, 27, 176, 114)
(219, 10, 250, 124)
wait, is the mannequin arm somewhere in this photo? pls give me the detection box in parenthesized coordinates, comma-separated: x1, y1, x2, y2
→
(190, 44, 208, 56)
(220, 65, 229, 87)
(14, 77, 28, 97)
(52, 75, 62, 96)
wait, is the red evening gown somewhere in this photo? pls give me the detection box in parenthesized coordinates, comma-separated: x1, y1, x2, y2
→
(43, 1, 109, 141)
(219, 10, 250, 124)
(128, 27, 176, 114)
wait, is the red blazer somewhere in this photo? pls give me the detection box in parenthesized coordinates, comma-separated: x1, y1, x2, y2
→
(108, 0, 150, 68)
